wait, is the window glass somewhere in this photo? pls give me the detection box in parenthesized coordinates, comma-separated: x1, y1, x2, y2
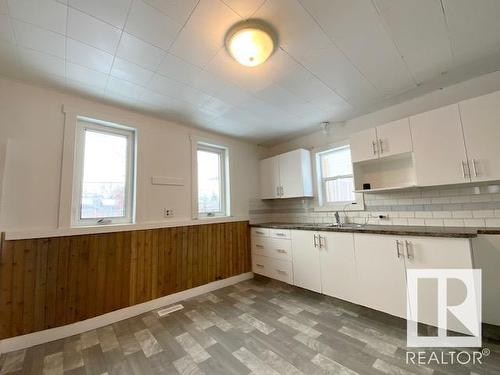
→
(318, 145, 355, 205)
(197, 149, 222, 214)
(81, 129, 128, 219)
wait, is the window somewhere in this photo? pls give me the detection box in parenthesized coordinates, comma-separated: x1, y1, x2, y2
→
(317, 145, 355, 206)
(196, 142, 229, 217)
(73, 118, 136, 226)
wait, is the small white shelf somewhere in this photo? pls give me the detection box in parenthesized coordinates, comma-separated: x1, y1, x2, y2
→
(354, 184, 418, 193)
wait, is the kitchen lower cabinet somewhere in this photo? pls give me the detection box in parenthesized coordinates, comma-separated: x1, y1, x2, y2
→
(319, 232, 359, 304)
(403, 236, 474, 333)
(354, 233, 408, 319)
(291, 230, 322, 292)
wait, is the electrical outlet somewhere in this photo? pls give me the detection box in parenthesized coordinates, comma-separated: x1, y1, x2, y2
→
(163, 208, 174, 218)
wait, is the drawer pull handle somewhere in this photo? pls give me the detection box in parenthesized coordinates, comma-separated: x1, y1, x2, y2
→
(256, 245, 264, 248)
(256, 264, 264, 267)
(276, 233, 286, 236)
(277, 249, 286, 253)
(255, 231, 264, 235)
(276, 269, 287, 275)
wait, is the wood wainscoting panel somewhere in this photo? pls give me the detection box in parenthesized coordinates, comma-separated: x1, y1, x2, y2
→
(0, 221, 250, 339)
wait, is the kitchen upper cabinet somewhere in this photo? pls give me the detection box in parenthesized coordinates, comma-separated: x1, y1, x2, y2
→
(460, 90, 500, 182)
(291, 230, 321, 292)
(259, 156, 280, 199)
(259, 149, 313, 199)
(410, 104, 470, 186)
(376, 118, 412, 159)
(354, 233, 408, 319)
(319, 232, 359, 304)
(350, 119, 412, 164)
(403, 237, 474, 334)
(350, 128, 378, 163)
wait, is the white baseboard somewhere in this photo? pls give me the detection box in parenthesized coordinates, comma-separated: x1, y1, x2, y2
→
(0, 272, 254, 354)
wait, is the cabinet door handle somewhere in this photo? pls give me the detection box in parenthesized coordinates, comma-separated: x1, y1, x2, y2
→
(396, 240, 403, 258)
(277, 249, 286, 253)
(313, 234, 318, 248)
(379, 139, 383, 154)
(318, 235, 325, 248)
(255, 244, 264, 249)
(471, 159, 478, 177)
(276, 186, 280, 196)
(405, 240, 412, 260)
(276, 269, 287, 275)
(372, 140, 377, 155)
(276, 233, 286, 237)
(255, 231, 264, 235)
(256, 264, 264, 267)
(461, 160, 470, 179)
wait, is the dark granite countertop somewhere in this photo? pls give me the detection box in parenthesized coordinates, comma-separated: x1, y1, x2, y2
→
(251, 222, 480, 238)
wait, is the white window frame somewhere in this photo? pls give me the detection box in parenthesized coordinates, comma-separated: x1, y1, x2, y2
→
(313, 142, 364, 212)
(72, 117, 136, 226)
(191, 137, 230, 219)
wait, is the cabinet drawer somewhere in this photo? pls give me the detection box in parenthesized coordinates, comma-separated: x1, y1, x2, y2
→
(270, 228, 291, 239)
(252, 238, 292, 261)
(252, 255, 293, 284)
(251, 227, 269, 237)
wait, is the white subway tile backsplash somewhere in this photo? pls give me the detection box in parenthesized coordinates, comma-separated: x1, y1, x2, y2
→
(485, 218, 500, 227)
(415, 212, 433, 219)
(432, 211, 451, 219)
(424, 219, 444, 226)
(443, 219, 464, 227)
(472, 210, 495, 218)
(463, 219, 485, 227)
(452, 211, 473, 219)
(407, 218, 425, 226)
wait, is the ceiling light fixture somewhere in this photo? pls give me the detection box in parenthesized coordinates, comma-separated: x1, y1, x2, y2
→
(225, 20, 277, 67)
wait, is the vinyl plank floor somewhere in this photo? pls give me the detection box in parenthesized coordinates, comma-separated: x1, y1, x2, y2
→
(1, 278, 499, 375)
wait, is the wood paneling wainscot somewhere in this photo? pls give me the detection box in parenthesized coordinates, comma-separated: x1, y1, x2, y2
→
(0, 221, 250, 339)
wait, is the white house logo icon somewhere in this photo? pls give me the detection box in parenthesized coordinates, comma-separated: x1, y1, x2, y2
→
(406, 269, 482, 347)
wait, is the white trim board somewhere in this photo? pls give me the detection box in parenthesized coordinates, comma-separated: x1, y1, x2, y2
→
(0, 272, 254, 354)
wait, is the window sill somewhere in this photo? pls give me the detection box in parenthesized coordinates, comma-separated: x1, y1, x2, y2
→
(5, 216, 249, 240)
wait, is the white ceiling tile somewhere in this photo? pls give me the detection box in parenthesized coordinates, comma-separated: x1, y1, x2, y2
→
(66, 38, 114, 73)
(125, 0, 182, 50)
(106, 76, 142, 99)
(11, 20, 65, 58)
(300, 0, 416, 96)
(254, 83, 307, 112)
(69, 0, 132, 29)
(8, 0, 67, 34)
(116, 32, 166, 70)
(204, 48, 275, 93)
(169, 26, 221, 67)
(255, 0, 331, 57)
(67, 8, 122, 54)
(66, 62, 108, 89)
(222, 0, 266, 18)
(156, 53, 202, 85)
(110, 57, 154, 85)
(142, 0, 198, 21)
(138, 88, 187, 110)
(298, 44, 379, 105)
(374, 0, 452, 84)
(169, 0, 241, 66)
(0, 15, 14, 42)
(443, 0, 500, 66)
(66, 78, 105, 97)
(17, 47, 66, 78)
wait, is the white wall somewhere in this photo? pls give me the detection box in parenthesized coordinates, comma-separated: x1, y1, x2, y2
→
(0, 78, 261, 232)
(266, 69, 500, 156)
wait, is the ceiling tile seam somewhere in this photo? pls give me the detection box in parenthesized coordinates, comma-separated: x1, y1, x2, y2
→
(5, 2, 29, 78)
(277, 46, 353, 109)
(103, 0, 136, 96)
(64, 3, 125, 32)
(164, 0, 201, 52)
(248, 0, 268, 18)
(439, 0, 457, 67)
(369, 0, 419, 87)
(296, 0, 381, 96)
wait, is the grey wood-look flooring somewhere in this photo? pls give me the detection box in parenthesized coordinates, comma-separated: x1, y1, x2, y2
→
(1, 277, 499, 375)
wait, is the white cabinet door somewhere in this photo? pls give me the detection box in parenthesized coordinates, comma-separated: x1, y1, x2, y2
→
(259, 156, 280, 199)
(278, 149, 313, 198)
(291, 230, 321, 292)
(460, 90, 500, 182)
(350, 128, 378, 163)
(410, 104, 470, 186)
(376, 118, 412, 159)
(354, 233, 408, 319)
(403, 237, 473, 333)
(320, 232, 359, 304)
